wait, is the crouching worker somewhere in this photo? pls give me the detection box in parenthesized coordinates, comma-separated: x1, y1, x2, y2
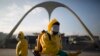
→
(16, 31, 28, 56)
(33, 18, 81, 56)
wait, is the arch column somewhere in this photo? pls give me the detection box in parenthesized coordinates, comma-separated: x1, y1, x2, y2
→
(4, 1, 94, 47)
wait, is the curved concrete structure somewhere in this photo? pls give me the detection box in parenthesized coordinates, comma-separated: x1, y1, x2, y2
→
(4, 1, 94, 48)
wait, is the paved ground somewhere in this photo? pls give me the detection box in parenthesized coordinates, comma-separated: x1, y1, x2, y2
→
(0, 49, 100, 56)
(0, 49, 33, 56)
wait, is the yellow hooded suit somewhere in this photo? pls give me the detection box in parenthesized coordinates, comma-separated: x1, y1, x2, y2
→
(16, 31, 28, 56)
(35, 18, 81, 56)
(39, 19, 62, 56)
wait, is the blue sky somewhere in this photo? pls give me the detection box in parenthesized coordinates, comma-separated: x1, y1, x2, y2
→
(0, 0, 100, 36)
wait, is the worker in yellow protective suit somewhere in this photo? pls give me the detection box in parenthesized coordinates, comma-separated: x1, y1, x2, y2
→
(40, 18, 62, 56)
(34, 18, 81, 56)
(16, 31, 28, 56)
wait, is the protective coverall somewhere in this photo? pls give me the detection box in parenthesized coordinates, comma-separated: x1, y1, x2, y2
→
(37, 19, 62, 56)
(35, 18, 81, 56)
(16, 31, 28, 56)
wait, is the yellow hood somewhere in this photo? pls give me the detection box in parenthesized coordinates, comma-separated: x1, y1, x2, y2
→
(48, 18, 59, 32)
(18, 31, 24, 39)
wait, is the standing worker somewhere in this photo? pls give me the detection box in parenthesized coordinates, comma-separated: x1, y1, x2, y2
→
(34, 18, 67, 56)
(34, 18, 81, 56)
(16, 31, 28, 56)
